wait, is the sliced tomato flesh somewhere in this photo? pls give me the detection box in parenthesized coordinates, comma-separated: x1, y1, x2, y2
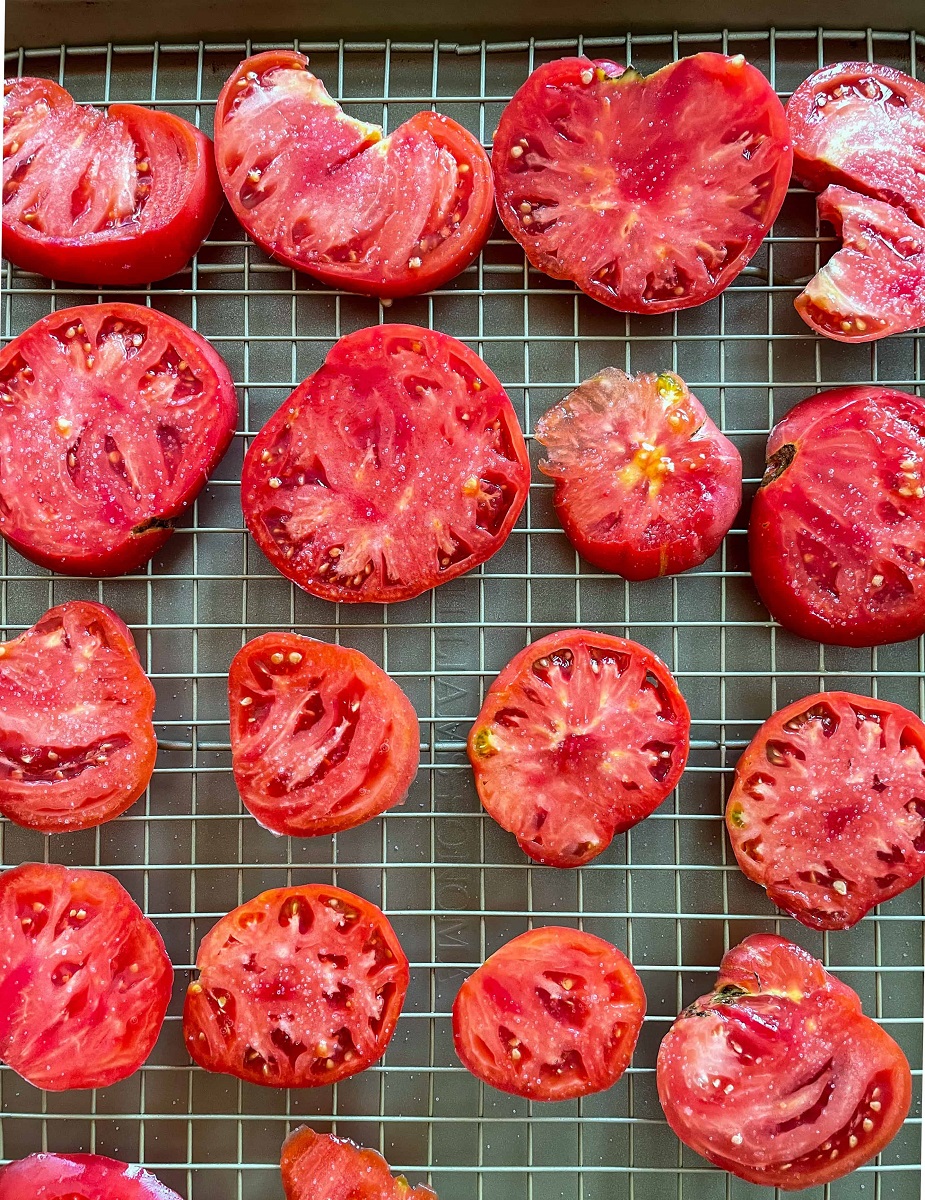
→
(281, 1127, 436, 1200)
(0, 1153, 183, 1200)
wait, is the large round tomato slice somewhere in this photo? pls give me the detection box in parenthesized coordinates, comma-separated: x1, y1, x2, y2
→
(228, 632, 419, 837)
(492, 53, 792, 313)
(657, 934, 912, 1190)
(468, 630, 690, 867)
(281, 1127, 436, 1200)
(0, 1153, 182, 1200)
(452, 927, 645, 1101)
(536, 369, 741, 579)
(214, 50, 494, 297)
(184, 883, 408, 1088)
(3, 77, 221, 286)
(0, 302, 237, 576)
(727, 691, 925, 929)
(241, 324, 530, 604)
(0, 862, 172, 1091)
(749, 385, 925, 646)
(0, 601, 156, 833)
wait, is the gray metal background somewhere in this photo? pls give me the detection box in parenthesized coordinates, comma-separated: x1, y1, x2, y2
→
(1, 27, 923, 1200)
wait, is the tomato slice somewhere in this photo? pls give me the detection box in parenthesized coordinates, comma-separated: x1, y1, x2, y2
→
(0, 862, 172, 1091)
(0, 1153, 182, 1200)
(657, 934, 912, 1190)
(214, 50, 494, 297)
(183, 883, 408, 1088)
(228, 632, 419, 837)
(3, 77, 222, 286)
(452, 926, 645, 1101)
(535, 369, 742, 579)
(0, 302, 238, 576)
(727, 691, 925, 929)
(0, 601, 156, 833)
(468, 630, 690, 867)
(492, 53, 792, 313)
(281, 1127, 436, 1200)
(749, 385, 925, 646)
(241, 324, 530, 604)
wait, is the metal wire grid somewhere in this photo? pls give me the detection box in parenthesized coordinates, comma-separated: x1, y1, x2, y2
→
(2, 25, 925, 1200)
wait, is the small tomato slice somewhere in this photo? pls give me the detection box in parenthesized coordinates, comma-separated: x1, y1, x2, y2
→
(214, 50, 494, 297)
(492, 53, 792, 313)
(281, 1126, 436, 1200)
(452, 927, 645, 1101)
(727, 691, 925, 929)
(657, 934, 912, 1190)
(241, 324, 530, 604)
(536, 369, 741, 579)
(3, 77, 221, 286)
(0, 862, 172, 1091)
(468, 630, 690, 867)
(184, 883, 408, 1088)
(0, 1153, 182, 1200)
(749, 385, 925, 646)
(228, 632, 419, 837)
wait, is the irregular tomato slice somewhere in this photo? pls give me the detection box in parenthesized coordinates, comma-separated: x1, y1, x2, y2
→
(468, 630, 690, 867)
(241, 324, 530, 604)
(0, 1153, 182, 1200)
(657, 934, 912, 1190)
(536, 369, 741, 579)
(749, 385, 925, 646)
(229, 632, 419, 837)
(3, 77, 221, 286)
(492, 53, 792, 313)
(214, 50, 494, 297)
(452, 927, 645, 1101)
(0, 601, 156, 833)
(0, 862, 172, 1091)
(184, 883, 408, 1088)
(281, 1127, 436, 1200)
(0, 302, 238, 576)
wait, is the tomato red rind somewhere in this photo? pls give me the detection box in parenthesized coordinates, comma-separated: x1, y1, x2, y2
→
(280, 1126, 437, 1199)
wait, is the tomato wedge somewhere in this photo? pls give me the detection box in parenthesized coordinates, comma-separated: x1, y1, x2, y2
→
(468, 630, 690, 867)
(535, 369, 741, 579)
(492, 53, 792, 313)
(452, 927, 645, 1101)
(228, 632, 419, 837)
(0, 302, 238, 576)
(3, 77, 221, 286)
(749, 385, 925, 646)
(0, 862, 172, 1091)
(184, 883, 408, 1088)
(657, 934, 912, 1190)
(0, 1153, 182, 1200)
(241, 324, 530, 604)
(0, 601, 156, 833)
(281, 1127, 436, 1200)
(214, 50, 494, 297)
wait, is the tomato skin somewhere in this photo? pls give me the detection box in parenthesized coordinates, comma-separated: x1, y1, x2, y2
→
(452, 927, 645, 1101)
(281, 1127, 436, 1200)
(228, 632, 419, 837)
(214, 51, 494, 297)
(0, 1153, 182, 1200)
(3, 78, 222, 286)
(657, 934, 912, 1190)
(468, 630, 690, 867)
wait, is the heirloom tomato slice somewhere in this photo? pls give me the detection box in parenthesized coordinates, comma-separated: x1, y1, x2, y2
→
(0, 1153, 182, 1200)
(281, 1126, 436, 1200)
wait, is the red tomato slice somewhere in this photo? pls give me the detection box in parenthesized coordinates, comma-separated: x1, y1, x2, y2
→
(492, 53, 792, 313)
(241, 324, 530, 604)
(0, 1153, 182, 1200)
(0, 302, 237, 576)
(468, 630, 690, 867)
(536, 369, 742, 579)
(657, 934, 912, 1190)
(749, 385, 925, 646)
(214, 50, 494, 297)
(3, 77, 222, 286)
(281, 1127, 436, 1200)
(0, 601, 156, 833)
(452, 926, 645, 1101)
(184, 883, 408, 1088)
(228, 632, 419, 837)
(0, 862, 172, 1091)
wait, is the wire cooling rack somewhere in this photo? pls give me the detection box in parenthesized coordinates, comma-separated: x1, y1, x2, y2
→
(2, 26, 925, 1200)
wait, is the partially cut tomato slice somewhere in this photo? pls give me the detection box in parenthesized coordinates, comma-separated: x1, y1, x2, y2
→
(0, 1153, 182, 1200)
(281, 1127, 436, 1200)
